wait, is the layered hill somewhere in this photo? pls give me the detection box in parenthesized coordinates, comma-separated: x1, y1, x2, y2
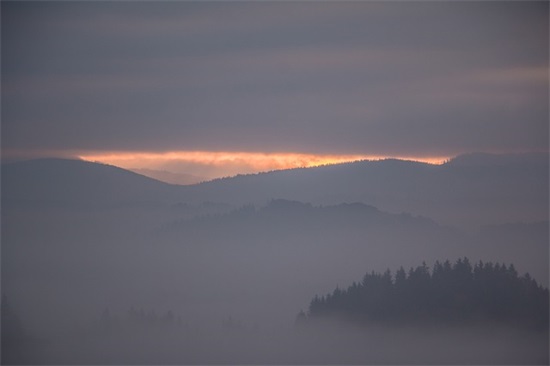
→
(1, 155, 548, 364)
(1, 158, 187, 208)
(2, 152, 548, 226)
(184, 152, 548, 227)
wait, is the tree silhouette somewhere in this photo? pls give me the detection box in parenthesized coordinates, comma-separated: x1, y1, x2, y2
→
(306, 258, 549, 330)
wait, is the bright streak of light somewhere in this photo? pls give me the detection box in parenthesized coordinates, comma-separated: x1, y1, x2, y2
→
(78, 150, 450, 180)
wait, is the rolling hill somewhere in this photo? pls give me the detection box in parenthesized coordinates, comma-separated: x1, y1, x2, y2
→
(3, 153, 547, 227)
(1, 158, 187, 208)
(183, 152, 548, 227)
(1, 154, 548, 364)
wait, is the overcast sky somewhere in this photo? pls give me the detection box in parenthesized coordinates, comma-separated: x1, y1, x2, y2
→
(2, 1, 548, 163)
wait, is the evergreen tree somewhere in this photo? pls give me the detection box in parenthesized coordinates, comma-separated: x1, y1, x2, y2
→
(306, 258, 549, 330)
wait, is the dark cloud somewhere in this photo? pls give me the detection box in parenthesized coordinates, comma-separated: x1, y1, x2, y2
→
(2, 1, 548, 157)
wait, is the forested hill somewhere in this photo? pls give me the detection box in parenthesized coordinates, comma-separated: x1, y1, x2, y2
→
(185, 152, 548, 227)
(1, 158, 185, 208)
(303, 258, 549, 330)
(3, 153, 547, 227)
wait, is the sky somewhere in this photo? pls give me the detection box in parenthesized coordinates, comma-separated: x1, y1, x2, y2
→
(2, 1, 548, 180)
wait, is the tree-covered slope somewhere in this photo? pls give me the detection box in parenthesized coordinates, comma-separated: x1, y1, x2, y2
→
(304, 258, 549, 330)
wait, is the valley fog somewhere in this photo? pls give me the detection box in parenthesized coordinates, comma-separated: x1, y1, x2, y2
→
(3, 0, 548, 363)
(9, 319, 549, 364)
(2, 155, 548, 364)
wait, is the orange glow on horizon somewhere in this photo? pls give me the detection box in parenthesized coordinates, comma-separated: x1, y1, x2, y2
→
(77, 150, 450, 181)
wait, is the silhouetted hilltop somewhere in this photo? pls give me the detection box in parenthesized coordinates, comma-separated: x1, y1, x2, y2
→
(184, 152, 548, 227)
(164, 199, 440, 238)
(1, 158, 188, 208)
(2, 153, 547, 226)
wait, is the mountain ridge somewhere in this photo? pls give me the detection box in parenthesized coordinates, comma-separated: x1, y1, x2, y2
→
(1, 158, 187, 208)
(2, 153, 547, 227)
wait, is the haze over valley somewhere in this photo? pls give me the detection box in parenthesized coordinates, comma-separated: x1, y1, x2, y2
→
(2, 153, 549, 364)
(2, 1, 548, 364)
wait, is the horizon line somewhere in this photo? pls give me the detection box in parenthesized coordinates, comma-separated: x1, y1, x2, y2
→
(74, 150, 452, 184)
(3, 149, 547, 185)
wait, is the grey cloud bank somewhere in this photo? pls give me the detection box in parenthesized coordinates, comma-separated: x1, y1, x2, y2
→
(2, 1, 548, 157)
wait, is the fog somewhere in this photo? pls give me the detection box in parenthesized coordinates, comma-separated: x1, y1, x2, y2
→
(2, 155, 548, 364)
(9, 320, 549, 364)
(3, 0, 548, 362)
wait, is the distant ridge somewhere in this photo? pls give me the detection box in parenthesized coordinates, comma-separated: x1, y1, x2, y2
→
(2, 153, 547, 227)
(129, 168, 207, 186)
(1, 158, 188, 208)
(182, 152, 548, 226)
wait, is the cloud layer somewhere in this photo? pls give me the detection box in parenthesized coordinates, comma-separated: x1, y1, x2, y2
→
(2, 2, 548, 159)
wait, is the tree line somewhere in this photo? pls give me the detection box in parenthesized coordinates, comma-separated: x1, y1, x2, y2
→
(302, 258, 548, 330)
